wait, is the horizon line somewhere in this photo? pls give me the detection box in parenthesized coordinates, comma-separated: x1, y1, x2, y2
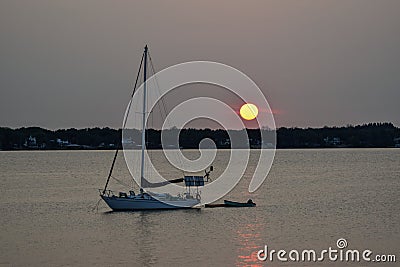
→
(1, 121, 398, 131)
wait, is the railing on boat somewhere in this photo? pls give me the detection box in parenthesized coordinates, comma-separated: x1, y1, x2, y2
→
(99, 189, 114, 197)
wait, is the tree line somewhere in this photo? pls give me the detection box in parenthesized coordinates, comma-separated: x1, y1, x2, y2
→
(0, 122, 399, 150)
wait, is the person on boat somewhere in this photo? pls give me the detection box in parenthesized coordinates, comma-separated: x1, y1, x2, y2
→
(139, 188, 144, 198)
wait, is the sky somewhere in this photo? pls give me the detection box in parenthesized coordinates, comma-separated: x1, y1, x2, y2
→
(1, 0, 399, 129)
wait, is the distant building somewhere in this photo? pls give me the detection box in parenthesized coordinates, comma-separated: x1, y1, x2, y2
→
(24, 135, 38, 148)
(324, 137, 342, 146)
(56, 138, 70, 147)
(219, 139, 230, 146)
(261, 141, 274, 148)
(394, 137, 400, 148)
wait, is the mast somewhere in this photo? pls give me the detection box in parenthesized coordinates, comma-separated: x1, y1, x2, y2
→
(140, 45, 148, 188)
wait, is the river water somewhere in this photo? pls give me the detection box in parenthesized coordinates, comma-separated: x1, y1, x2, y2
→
(0, 149, 398, 266)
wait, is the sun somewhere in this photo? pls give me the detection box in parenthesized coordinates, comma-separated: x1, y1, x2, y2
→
(240, 103, 259, 120)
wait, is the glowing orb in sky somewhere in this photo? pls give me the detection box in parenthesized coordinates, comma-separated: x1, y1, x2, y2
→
(239, 103, 259, 120)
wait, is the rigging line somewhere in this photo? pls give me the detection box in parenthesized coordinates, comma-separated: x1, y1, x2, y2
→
(111, 175, 132, 188)
(102, 148, 119, 194)
(103, 51, 145, 193)
(91, 198, 103, 213)
(149, 54, 185, 176)
(123, 52, 145, 129)
(148, 52, 185, 176)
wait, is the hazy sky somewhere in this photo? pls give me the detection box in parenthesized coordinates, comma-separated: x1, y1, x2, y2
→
(1, 0, 399, 129)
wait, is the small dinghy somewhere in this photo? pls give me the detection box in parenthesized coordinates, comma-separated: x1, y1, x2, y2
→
(223, 199, 256, 207)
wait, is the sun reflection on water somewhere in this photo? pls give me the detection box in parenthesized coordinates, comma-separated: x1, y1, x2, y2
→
(235, 222, 265, 267)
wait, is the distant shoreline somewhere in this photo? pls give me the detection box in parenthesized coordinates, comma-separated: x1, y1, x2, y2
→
(1, 122, 399, 150)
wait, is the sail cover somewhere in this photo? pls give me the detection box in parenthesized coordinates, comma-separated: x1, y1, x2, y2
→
(141, 177, 184, 188)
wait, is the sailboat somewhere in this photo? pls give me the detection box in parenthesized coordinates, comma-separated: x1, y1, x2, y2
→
(99, 45, 211, 211)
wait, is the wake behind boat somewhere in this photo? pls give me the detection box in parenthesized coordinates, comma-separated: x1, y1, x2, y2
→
(99, 45, 211, 211)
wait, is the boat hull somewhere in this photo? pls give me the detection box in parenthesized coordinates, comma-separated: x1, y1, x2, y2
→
(101, 195, 199, 211)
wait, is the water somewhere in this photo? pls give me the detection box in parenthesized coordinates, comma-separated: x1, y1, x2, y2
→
(0, 149, 398, 266)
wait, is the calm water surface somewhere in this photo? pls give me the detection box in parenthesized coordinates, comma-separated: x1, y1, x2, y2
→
(0, 149, 399, 266)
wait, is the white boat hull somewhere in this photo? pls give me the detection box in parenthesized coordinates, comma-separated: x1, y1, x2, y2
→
(101, 195, 200, 211)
